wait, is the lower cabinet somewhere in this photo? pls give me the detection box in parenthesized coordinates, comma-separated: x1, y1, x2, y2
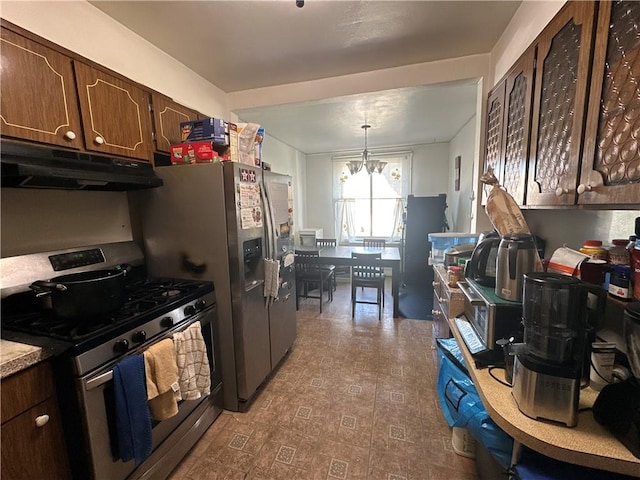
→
(432, 265, 465, 367)
(1, 362, 70, 480)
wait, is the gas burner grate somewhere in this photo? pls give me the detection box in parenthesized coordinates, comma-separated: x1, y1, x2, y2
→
(1, 276, 213, 343)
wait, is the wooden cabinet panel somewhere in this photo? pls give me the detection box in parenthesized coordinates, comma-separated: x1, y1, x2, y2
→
(152, 94, 199, 152)
(74, 61, 154, 162)
(502, 47, 535, 206)
(481, 80, 507, 205)
(527, 1, 596, 206)
(580, 0, 640, 205)
(0, 29, 83, 149)
(1, 362, 70, 480)
(1, 398, 70, 480)
(1, 362, 54, 424)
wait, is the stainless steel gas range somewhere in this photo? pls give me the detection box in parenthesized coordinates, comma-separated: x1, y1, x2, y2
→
(0, 241, 223, 480)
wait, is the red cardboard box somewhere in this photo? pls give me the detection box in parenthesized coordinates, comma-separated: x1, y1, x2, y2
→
(170, 141, 221, 164)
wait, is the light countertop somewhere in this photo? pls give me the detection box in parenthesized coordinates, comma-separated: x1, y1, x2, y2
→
(446, 316, 640, 477)
(0, 339, 50, 379)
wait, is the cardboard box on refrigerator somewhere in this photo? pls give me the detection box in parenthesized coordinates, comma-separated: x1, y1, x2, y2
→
(180, 118, 228, 143)
(170, 141, 221, 164)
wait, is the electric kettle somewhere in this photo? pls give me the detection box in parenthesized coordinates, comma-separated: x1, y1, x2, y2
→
(465, 231, 500, 286)
(495, 233, 537, 302)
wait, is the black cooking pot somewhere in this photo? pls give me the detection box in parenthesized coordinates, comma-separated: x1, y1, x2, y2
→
(29, 265, 132, 319)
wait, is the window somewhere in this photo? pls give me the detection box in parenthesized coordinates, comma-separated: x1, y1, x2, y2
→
(333, 152, 411, 244)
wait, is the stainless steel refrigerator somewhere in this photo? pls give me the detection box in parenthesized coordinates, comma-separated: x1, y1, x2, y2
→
(136, 162, 296, 411)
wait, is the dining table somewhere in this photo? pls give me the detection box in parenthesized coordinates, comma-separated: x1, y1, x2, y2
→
(294, 245, 402, 318)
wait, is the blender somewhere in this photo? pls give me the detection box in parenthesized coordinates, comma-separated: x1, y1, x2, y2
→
(512, 272, 604, 427)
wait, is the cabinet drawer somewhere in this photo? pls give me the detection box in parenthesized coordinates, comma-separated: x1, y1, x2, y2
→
(1, 362, 54, 424)
(1, 397, 70, 480)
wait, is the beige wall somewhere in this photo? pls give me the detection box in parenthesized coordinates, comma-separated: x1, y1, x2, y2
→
(490, 1, 566, 86)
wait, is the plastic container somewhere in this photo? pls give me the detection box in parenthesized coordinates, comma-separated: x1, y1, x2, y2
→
(608, 265, 632, 300)
(428, 232, 479, 265)
(580, 240, 608, 262)
(452, 427, 476, 458)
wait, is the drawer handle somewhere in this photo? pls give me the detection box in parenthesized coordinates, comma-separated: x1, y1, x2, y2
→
(35, 415, 50, 427)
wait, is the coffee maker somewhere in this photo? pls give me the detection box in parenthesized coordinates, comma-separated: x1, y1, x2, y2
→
(512, 272, 604, 427)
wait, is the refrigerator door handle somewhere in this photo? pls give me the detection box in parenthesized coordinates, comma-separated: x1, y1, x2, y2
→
(262, 180, 278, 261)
(261, 183, 273, 259)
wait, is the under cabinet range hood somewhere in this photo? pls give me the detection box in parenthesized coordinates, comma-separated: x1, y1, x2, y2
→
(0, 141, 163, 191)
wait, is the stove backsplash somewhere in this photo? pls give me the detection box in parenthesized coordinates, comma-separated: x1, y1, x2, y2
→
(1, 188, 132, 257)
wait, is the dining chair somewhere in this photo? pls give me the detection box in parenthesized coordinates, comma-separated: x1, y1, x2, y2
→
(315, 238, 350, 285)
(350, 252, 385, 320)
(294, 250, 334, 313)
(363, 238, 386, 248)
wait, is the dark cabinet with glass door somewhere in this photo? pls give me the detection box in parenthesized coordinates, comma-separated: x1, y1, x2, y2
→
(579, 0, 640, 205)
(526, 1, 596, 206)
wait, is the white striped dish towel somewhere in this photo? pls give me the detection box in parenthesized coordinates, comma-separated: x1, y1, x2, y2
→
(172, 321, 211, 401)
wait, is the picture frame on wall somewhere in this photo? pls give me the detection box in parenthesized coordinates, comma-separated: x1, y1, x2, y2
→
(454, 155, 461, 191)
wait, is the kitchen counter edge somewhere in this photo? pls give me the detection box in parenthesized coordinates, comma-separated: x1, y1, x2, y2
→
(446, 316, 640, 478)
(0, 339, 51, 380)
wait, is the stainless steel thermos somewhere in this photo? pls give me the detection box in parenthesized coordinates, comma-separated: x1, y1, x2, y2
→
(495, 233, 537, 302)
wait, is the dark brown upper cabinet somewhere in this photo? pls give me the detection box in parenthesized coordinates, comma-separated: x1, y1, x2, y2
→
(527, 1, 596, 206)
(579, 0, 640, 205)
(151, 94, 199, 153)
(0, 29, 83, 149)
(74, 62, 154, 162)
(501, 46, 536, 206)
(481, 79, 507, 205)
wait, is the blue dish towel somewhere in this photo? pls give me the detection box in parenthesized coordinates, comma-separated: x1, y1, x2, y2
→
(113, 354, 153, 465)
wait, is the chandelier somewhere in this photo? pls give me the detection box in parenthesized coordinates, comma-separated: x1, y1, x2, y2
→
(347, 124, 387, 175)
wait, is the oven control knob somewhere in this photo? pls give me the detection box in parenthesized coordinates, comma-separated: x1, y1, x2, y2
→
(184, 305, 196, 316)
(132, 330, 147, 343)
(161, 316, 174, 328)
(195, 299, 206, 311)
(113, 339, 129, 353)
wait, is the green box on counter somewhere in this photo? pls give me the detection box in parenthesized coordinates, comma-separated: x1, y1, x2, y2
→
(180, 117, 228, 143)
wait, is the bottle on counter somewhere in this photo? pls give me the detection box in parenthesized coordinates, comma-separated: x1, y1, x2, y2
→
(609, 239, 631, 266)
(447, 265, 463, 287)
(609, 264, 632, 301)
(580, 240, 609, 262)
(633, 239, 640, 301)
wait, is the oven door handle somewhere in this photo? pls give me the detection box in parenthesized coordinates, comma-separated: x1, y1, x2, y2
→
(85, 370, 113, 391)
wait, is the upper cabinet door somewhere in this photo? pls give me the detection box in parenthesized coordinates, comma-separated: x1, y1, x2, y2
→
(151, 94, 198, 153)
(0, 30, 83, 149)
(74, 62, 153, 162)
(502, 46, 536, 206)
(481, 79, 506, 205)
(580, 0, 640, 205)
(527, 1, 596, 206)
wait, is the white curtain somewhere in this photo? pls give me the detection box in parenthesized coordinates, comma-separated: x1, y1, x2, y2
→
(335, 199, 357, 244)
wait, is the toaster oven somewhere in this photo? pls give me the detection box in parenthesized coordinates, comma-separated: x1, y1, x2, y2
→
(457, 279, 523, 354)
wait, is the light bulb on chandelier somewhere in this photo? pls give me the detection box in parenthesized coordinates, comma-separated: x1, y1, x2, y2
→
(347, 124, 386, 175)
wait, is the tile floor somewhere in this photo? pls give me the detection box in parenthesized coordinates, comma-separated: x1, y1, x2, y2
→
(168, 279, 478, 480)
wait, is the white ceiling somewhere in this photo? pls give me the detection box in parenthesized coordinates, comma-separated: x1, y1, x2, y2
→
(90, 0, 522, 154)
